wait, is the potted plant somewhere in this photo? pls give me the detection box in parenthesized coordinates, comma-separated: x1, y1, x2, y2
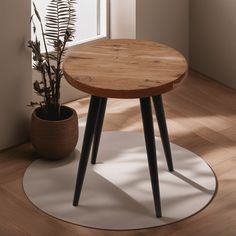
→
(28, 0, 78, 160)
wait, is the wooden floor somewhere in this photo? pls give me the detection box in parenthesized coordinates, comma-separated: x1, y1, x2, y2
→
(0, 71, 235, 236)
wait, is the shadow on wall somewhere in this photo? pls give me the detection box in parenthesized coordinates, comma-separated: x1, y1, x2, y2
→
(190, 0, 236, 89)
(0, 0, 32, 150)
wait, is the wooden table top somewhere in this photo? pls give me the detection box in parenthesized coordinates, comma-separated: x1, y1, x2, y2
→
(63, 39, 188, 98)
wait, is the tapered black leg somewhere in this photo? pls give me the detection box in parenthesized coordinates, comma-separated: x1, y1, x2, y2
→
(152, 96, 174, 172)
(73, 96, 101, 206)
(91, 97, 107, 164)
(140, 97, 162, 218)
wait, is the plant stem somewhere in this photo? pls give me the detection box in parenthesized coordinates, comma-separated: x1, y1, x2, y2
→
(38, 16, 55, 107)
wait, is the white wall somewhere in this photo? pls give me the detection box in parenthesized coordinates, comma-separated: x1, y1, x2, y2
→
(110, 0, 136, 39)
(0, 0, 32, 150)
(190, 0, 236, 89)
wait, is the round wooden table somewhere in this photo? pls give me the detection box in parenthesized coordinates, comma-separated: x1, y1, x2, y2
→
(63, 39, 188, 218)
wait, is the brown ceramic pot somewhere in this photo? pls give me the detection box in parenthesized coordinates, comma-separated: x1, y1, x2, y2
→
(30, 106, 78, 160)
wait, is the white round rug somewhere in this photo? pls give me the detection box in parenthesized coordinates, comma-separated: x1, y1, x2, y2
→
(23, 118, 217, 230)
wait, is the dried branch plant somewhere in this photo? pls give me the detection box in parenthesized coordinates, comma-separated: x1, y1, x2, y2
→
(28, 0, 76, 120)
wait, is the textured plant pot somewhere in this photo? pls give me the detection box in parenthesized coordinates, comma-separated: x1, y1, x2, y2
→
(30, 106, 78, 160)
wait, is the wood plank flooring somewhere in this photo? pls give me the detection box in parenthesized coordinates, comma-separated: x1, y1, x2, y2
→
(0, 70, 235, 236)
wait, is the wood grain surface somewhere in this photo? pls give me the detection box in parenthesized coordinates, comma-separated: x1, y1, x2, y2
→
(63, 39, 188, 98)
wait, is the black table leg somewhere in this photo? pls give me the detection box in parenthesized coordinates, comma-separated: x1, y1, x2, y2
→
(91, 97, 107, 164)
(152, 96, 174, 172)
(140, 97, 162, 218)
(73, 96, 101, 206)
